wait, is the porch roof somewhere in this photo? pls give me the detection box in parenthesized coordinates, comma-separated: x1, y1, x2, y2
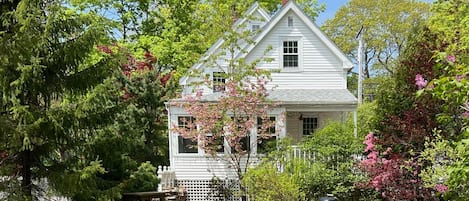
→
(172, 89, 357, 105)
(268, 89, 357, 105)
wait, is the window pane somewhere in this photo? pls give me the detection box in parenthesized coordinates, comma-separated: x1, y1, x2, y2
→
(303, 117, 318, 135)
(213, 72, 226, 92)
(283, 55, 298, 68)
(178, 136, 198, 153)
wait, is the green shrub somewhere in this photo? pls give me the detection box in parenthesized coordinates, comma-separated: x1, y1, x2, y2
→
(243, 161, 305, 201)
(121, 162, 159, 192)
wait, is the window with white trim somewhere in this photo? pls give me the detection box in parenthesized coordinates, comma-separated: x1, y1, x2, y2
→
(212, 72, 226, 92)
(283, 41, 299, 68)
(257, 117, 276, 154)
(302, 117, 318, 135)
(177, 116, 198, 153)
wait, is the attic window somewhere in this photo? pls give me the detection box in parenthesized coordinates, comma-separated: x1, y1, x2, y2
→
(287, 16, 293, 27)
(251, 24, 260, 32)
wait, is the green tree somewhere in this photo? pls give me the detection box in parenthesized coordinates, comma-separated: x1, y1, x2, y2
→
(47, 49, 174, 200)
(322, 0, 430, 78)
(0, 0, 115, 199)
(419, 0, 469, 199)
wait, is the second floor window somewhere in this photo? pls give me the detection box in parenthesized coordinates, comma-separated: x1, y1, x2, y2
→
(213, 72, 226, 92)
(283, 41, 298, 68)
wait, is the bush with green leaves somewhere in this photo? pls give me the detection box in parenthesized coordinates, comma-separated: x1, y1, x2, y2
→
(121, 162, 159, 193)
(243, 160, 305, 201)
(244, 103, 378, 200)
(300, 105, 377, 200)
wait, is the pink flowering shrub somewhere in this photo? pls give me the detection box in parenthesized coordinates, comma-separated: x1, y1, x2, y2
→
(358, 133, 437, 200)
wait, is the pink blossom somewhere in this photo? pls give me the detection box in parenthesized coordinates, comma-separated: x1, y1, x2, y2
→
(456, 75, 464, 81)
(446, 55, 456, 63)
(415, 74, 428, 89)
(462, 102, 469, 118)
(435, 184, 448, 193)
(364, 132, 375, 152)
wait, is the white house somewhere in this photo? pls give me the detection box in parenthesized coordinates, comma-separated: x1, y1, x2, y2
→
(165, 1, 356, 200)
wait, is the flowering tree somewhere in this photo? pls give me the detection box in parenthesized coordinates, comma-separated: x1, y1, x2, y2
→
(173, 74, 279, 200)
(360, 1, 469, 200)
(359, 133, 435, 200)
(171, 4, 281, 200)
(358, 22, 444, 201)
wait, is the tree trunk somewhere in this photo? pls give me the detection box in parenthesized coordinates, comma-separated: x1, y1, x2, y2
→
(21, 150, 33, 199)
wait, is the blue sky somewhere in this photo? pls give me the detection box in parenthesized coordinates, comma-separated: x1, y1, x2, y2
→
(315, 0, 349, 25)
(315, 0, 434, 25)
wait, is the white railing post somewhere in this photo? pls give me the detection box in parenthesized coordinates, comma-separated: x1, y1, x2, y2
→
(157, 165, 163, 191)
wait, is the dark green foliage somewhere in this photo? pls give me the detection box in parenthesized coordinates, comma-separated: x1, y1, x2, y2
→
(121, 162, 159, 192)
(300, 105, 376, 200)
(374, 25, 444, 151)
(0, 1, 170, 200)
(0, 0, 115, 199)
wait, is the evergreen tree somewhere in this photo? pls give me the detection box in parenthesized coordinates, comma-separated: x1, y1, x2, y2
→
(0, 0, 115, 199)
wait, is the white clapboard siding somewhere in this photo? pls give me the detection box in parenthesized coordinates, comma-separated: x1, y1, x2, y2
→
(172, 155, 259, 180)
(246, 10, 347, 89)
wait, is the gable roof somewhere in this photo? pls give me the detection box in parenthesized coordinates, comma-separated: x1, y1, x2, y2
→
(180, 1, 353, 86)
(180, 2, 270, 85)
(237, 0, 353, 69)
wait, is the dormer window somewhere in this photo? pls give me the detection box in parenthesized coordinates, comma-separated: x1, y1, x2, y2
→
(283, 41, 298, 68)
(287, 16, 293, 27)
(251, 24, 260, 32)
(213, 72, 226, 92)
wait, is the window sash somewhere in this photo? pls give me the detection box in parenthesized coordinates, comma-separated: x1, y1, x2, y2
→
(283, 41, 298, 68)
(302, 117, 318, 135)
(178, 136, 198, 153)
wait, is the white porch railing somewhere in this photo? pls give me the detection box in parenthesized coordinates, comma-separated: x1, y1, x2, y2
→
(157, 165, 176, 191)
(279, 145, 365, 173)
